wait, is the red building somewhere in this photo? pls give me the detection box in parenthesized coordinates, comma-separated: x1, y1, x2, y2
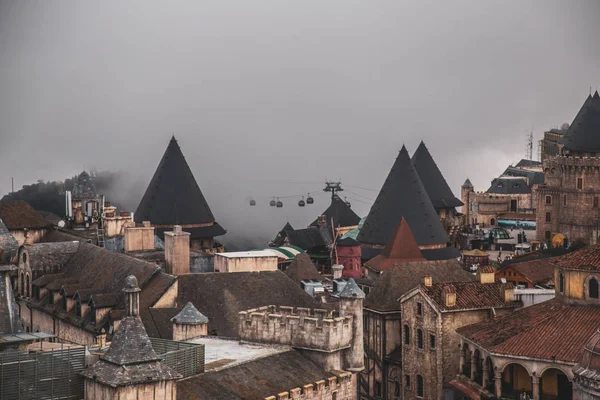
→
(336, 237, 362, 278)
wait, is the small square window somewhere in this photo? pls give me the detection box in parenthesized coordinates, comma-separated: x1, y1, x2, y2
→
(594, 197, 598, 209)
(417, 302, 423, 316)
(563, 194, 567, 206)
(545, 212, 551, 223)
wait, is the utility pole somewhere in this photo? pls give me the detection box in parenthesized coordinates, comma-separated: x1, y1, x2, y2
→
(323, 181, 344, 202)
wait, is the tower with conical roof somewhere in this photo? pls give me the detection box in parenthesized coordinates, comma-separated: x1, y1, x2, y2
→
(135, 136, 226, 251)
(81, 275, 180, 399)
(537, 92, 600, 245)
(412, 141, 463, 220)
(357, 146, 450, 257)
(461, 178, 474, 221)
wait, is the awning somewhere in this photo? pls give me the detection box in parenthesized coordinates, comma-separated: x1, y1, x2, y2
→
(448, 379, 482, 400)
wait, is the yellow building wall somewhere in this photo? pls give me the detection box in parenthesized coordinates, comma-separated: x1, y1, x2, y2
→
(152, 281, 178, 308)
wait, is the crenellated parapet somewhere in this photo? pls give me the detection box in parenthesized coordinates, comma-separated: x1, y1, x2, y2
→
(263, 372, 353, 400)
(545, 156, 600, 171)
(239, 305, 353, 352)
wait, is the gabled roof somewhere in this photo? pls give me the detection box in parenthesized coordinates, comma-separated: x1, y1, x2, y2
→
(364, 259, 474, 312)
(417, 281, 520, 312)
(564, 92, 600, 153)
(364, 218, 426, 272)
(310, 195, 361, 228)
(0, 200, 52, 230)
(284, 253, 322, 283)
(411, 141, 463, 209)
(496, 258, 555, 285)
(134, 137, 224, 235)
(457, 298, 600, 364)
(177, 271, 317, 337)
(358, 146, 448, 246)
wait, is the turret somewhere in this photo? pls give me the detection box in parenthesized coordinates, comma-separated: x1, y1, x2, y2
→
(461, 178, 474, 223)
(337, 278, 365, 371)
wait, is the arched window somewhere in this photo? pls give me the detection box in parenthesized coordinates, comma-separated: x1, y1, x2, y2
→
(590, 278, 599, 299)
(490, 218, 495, 226)
(559, 271, 565, 293)
(404, 325, 410, 345)
(26, 274, 30, 297)
(417, 374, 424, 397)
(417, 328, 423, 349)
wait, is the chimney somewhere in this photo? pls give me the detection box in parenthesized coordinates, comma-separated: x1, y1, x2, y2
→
(443, 284, 456, 307)
(164, 225, 190, 275)
(332, 264, 344, 280)
(500, 282, 515, 302)
(423, 274, 432, 287)
(123, 221, 155, 252)
(171, 302, 209, 341)
(123, 275, 141, 317)
(477, 266, 496, 284)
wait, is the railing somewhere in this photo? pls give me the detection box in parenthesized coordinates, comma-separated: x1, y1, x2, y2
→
(0, 345, 85, 399)
(149, 337, 205, 379)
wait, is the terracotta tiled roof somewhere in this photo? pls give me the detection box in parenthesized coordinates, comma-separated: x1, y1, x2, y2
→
(364, 218, 426, 272)
(0, 200, 52, 230)
(458, 299, 600, 363)
(479, 266, 495, 273)
(364, 259, 474, 312)
(553, 244, 600, 271)
(574, 328, 600, 380)
(496, 258, 555, 285)
(420, 281, 519, 312)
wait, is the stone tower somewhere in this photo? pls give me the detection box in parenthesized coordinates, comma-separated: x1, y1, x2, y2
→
(81, 275, 180, 399)
(338, 278, 365, 372)
(461, 178, 474, 222)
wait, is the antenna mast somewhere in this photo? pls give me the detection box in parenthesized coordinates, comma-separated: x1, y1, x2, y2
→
(527, 129, 533, 160)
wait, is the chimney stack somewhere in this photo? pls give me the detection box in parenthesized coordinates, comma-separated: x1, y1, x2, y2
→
(332, 264, 344, 280)
(164, 225, 190, 275)
(423, 274, 432, 287)
(443, 284, 456, 307)
(477, 266, 496, 284)
(500, 282, 515, 302)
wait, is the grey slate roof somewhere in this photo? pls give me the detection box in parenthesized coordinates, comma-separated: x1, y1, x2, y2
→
(171, 302, 208, 325)
(412, 141, 463, 209)
(462, 178, 474, 188)
(357, 146, 449, 246)
(286, 227, 328, 250)
(309, 195, 361, 228)
(177, 271, 317, 338)
(134, 136, 225, 236)
(486, 178, 531, 194)
(284, 253, 322, 283)
(502, 167, 544, 186)
(514, 159, 542, 168)
(0, 218, 18, 264)
(26, 242, 79, 276)
(564, 92, 600, 153)
(336, 278, 365, 299)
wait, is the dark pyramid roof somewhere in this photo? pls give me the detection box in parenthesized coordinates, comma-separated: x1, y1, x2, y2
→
(563, 92, 600, 153)
(357, 146, 448, 246)
(101, 316, 160, 365)
(462, 178, 474, 188)
(412, 141, 463, 209)
(336, 278, 365, 299)
(281, 222, 294, 232)
(285, 252, 322, 283)
(310, 195, 361, 228)
(171, 302, 208, 325)
(135, 137, 223, 231)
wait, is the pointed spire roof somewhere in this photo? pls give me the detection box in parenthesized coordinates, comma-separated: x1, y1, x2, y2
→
(310, 195, 361, 228)
(364, 218, 426, 272)
(412, 141, 463, 209)
(284, 252, 322, 283)
(357, 146, 448, 246)
(135, 137, 224, 233)
(171, 302, 208, 325)
(281, 222, 294, 233)
(563, 92, 600, 153)
(337, 278, 365, 299)
(462, 178, 474, 189)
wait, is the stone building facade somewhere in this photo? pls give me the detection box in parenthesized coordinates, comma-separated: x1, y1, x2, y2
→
(399, 269, 519, 400)
(536, 92, 600, 245)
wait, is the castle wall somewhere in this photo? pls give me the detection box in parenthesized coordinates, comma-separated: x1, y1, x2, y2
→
(24, 305, 97, 345)
(238, 305, 353, 352)
(264, 372, 355, 400)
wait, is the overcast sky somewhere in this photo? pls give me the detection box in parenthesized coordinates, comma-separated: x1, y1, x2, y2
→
(1, 1, 599, 247)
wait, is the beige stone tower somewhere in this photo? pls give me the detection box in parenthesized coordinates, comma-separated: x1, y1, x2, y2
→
(461, 178, 474, 223)
(171, 302, 209, 341)
(165, 225, 190, 275)
(338, 278, 365, 372)
(81, 275, 180, 399)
